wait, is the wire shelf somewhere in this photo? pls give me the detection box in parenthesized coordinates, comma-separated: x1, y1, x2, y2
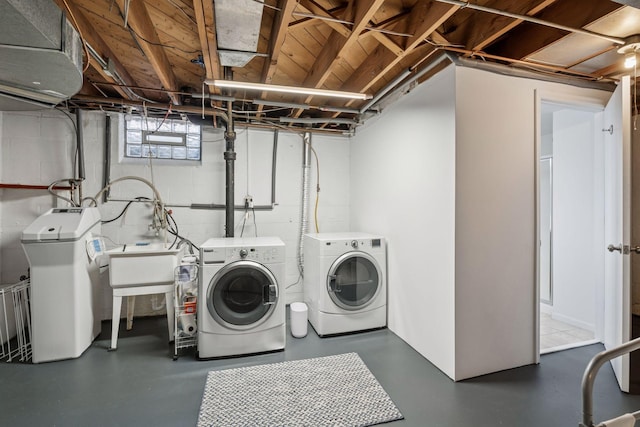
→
(0, 279, 31, 363)
(173, 264, 198, 360)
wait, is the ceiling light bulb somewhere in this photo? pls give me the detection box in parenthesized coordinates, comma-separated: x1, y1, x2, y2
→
(624, 52, 636, 69)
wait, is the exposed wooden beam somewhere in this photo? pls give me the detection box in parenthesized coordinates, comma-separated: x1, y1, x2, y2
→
(262, 0, 297, 84)
(368, 31, 404, 56)
(485, 0, 621, 60)
(289, 5, 347, 31)
(471, 0, 560, 52)
(296, 0, 351, 37)
(193, 0, 221, 82)
(115, 0, 180, 104)
(302, 0, 385, 89)
(341, 3, 459, 94)
(53, 0, 140, 100)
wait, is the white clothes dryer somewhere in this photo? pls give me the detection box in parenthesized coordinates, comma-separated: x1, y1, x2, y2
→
(303, 232, 387, 337)
(198, 237, 286, 359)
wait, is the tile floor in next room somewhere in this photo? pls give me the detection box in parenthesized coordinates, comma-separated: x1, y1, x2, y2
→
(2, 308, 640, 427)
(540, 312, 596, 353)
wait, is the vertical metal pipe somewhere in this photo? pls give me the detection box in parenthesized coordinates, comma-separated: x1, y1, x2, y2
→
(271, 130, 278, 205)
(298, 131, 312, 274)
(75, 109, 86, 202)
(224, 100, 236, 237)
(102, 115, 111, 203)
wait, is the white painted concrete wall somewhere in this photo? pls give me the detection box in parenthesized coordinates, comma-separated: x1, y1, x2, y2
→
(350, 66, 457, 379)
(0, 111, 349, 317)
(551, 109, 600, 331)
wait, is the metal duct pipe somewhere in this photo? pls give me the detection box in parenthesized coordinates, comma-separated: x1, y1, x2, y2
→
(298, 131, 312, 275)
(450, 54, 615, 91)
(359, 68, 413, 114)
(279, 117, 358, 125)
(362, 54, 451, 115)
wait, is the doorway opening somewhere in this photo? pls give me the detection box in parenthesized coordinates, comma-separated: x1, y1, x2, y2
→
(538, 101, 603, 354)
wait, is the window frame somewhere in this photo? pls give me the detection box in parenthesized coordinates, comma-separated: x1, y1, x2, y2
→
(123, 114, 202, 164)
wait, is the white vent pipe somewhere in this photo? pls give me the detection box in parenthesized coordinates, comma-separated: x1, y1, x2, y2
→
(298, 131, 312, 275)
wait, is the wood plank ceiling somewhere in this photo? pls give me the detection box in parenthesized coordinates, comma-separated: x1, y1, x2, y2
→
(54, 0, 640, 133)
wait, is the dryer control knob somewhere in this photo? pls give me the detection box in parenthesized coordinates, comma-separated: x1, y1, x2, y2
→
(351, 240, 358, 249)
(239, 249, 248, 258)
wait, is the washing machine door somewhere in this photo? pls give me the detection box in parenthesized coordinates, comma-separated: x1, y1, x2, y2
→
(207, 260, 278, 330)
(326, 251, 381, 311)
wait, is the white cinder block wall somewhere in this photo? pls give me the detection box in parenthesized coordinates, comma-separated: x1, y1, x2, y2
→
(0, 110, 350, 317)
(0, 109, 77, 283)
(350, 64, 612, 381)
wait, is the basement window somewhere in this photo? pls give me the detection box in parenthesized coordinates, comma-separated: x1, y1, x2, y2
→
(124, 115, 201, 161)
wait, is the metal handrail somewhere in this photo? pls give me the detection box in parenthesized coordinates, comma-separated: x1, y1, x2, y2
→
(580, 337, 640, 426)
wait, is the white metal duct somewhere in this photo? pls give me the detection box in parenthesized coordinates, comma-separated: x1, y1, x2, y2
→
(0, 0, 83, 111)
(214, 0, 264, 67)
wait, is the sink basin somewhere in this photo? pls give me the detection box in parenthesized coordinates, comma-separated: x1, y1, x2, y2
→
(106, 243, 183, 288)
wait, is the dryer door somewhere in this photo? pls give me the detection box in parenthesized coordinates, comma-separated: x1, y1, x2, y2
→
(326, 251, 381, 311)
(207, 260, 278, 330)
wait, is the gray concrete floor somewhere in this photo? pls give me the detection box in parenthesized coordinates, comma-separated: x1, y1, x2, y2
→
(2, 314, 640, 427)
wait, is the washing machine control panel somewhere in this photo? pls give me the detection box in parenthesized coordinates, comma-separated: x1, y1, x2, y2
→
(201, 245, 285, 264)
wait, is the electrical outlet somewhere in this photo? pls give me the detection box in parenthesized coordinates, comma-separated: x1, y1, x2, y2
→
(244, 195, 254, 208)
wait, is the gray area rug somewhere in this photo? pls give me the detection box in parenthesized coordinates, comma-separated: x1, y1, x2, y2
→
(197, 352, 404, 427)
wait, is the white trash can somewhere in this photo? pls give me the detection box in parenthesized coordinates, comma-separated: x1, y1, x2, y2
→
(290, 302, 308, 338)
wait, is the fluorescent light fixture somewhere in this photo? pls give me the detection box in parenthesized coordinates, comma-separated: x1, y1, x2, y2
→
(625, 52, 636, 69)
(205, 79, 372, 100)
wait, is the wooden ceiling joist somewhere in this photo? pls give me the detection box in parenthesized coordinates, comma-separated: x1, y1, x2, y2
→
(302, 0, 385, 90)
(341, 2, 460, 94)
(295, 0, 352, 37)
(53, 0, 140, 100)
(485, 0, 622, 59)
(115, 0, 181, 104)
(262, 0, 297, 84)
(193, 0, 221, 82)
(470, 0, 560, 52)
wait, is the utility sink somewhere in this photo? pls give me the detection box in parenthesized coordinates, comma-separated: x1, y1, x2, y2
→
(106, 243, 183, 288)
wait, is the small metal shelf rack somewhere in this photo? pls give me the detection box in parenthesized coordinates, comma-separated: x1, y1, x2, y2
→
(173, 263, 198, 360)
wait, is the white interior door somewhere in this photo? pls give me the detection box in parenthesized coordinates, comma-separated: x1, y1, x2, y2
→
(540, 158, 552, 304)
(603, 75, 631, 392)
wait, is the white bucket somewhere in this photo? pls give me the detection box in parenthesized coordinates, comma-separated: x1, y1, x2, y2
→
(290, 302, 308, 338)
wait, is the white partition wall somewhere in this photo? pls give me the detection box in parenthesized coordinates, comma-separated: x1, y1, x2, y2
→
(350, 66, 457, 379)
(351, 65, 611, 381)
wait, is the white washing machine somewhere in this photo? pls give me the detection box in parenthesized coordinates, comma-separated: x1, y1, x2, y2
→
(303, 232, 387, 337)
(198, 237, 286, 358)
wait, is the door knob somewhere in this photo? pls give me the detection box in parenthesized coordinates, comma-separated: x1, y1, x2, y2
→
(608, 244, 622, 253)
(607, 244, 633, 254)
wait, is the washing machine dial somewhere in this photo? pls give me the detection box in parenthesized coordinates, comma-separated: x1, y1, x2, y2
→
(351, 240, 358, 249)
(239, 249, 248, 259)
